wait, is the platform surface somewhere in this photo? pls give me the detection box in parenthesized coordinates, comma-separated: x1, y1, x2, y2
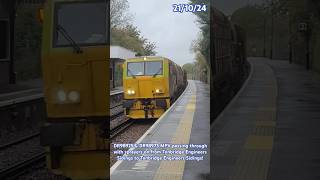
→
(110, 87, 123, 96)
(111, 80, 210, 180)
(212, 57, 320, 180)
(0, 78, 43, 107)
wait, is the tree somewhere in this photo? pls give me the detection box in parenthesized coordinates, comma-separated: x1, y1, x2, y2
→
(111, 25, 157, 56)
(110, 0, 132, 28)
(189, 0, 210, 65)
(182, 63, 195, 79)
(143, 41, 156, 56)
(110, 0, 157, 56)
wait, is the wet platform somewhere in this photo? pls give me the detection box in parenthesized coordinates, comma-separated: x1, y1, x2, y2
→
(212, 57, 320, 180)
(0, 79, 43, 107)
(111, 80, 210, 180)
(111, 87, 123, 96)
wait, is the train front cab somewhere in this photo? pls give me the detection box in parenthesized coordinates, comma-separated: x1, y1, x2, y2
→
(123, 57, 171, 119)
(39, 0, 109, 179)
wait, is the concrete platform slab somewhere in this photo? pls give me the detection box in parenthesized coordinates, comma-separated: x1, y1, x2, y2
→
(111, 80, 210, 180)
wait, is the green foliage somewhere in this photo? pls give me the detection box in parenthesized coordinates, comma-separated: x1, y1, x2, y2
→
(187, 0, 210, 82)
(110, 0, 132, 28)
(182, 63, 195, 80)
(231, 4, 290, 58)
(189, 0, 210, 65)
(182, 63, 194, 74)
(231, 5, 265, 39)
(111, 25, 156, 56)
(110, 0, 156, 56)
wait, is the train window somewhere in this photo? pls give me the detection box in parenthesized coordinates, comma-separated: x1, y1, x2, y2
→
(127, 62, 144, 76)
(0, 20, 9, 60)
(127, 61, 163, 77)
(53, 0, 107, 47)
(145, 61, 163, 76)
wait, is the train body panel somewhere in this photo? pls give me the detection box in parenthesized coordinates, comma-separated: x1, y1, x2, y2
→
(40, 0, 109, 179)
(123, 56, 186, 119)
(42, 47, 108, 118)
(212, 7, 248, 118)
(41, 0, 109, 118)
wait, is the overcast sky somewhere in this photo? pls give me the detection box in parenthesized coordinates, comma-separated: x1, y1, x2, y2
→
(127, 0, 200, 66)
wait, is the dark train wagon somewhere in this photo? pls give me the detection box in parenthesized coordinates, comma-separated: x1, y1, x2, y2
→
(212, 7, 248, 118)
(0, 1, 14, 85)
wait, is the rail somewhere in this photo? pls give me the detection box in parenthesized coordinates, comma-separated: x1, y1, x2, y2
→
(0, 133, 40, 151)
(0, 152, 46, 179)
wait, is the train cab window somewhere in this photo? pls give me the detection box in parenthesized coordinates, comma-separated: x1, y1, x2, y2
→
(145, 61, 162, 76)
(127, 62, 144, 76)
(127, 61, 163, 77)
(0, 20, 9, 60)
(54, 0, 107, 47)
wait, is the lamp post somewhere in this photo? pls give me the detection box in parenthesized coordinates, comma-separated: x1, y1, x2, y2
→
(263, 12, 266, 57)
(9, 0, 17, 84)
(306, 22, 310, 70)
(299, 22, 310, 70)
(288, 11, 292, 64)
(270, 0, 274, 59)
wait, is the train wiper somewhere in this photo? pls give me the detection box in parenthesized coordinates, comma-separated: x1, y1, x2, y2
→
(56, 24, 83, 54)
(152, 68, 162, 78)
(127, 69, 136, 78)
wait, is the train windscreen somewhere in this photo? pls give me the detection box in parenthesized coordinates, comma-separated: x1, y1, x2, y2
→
(145, 61, 163, 76)
(127, 62, 144, 76)
(54, 1, 107, 47)
(127, 61, 163, 77)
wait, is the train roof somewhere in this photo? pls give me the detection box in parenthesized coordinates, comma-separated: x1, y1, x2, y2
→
(126, 56, 167, 62)
(126, 56, 182, 67)
(212, 7, 229, 23)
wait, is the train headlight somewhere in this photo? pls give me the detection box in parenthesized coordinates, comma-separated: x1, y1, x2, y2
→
(57, 90, 67, 103)
(68, 91, 80, 103)
(127, 89, 135, 95)
(155, 89, 163, 94)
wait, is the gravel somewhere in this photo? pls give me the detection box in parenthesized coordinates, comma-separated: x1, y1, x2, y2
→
(17, 169, 66, 180)
(0, 128, 39, 147)
(0, 136, 67, 180)
(0, 137, 43, 171)
(110, 119, 155, 166)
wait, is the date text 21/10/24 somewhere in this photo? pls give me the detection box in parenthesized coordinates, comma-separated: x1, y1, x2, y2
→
(173, 4, 207, 13)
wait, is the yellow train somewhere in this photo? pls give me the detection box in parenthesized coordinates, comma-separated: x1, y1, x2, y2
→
(123, 56, 187, 119)
(39, 0, 109, 179)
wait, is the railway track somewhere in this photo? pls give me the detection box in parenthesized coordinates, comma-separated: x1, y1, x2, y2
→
(0, 152, 46, 180)
(110, 119, 133, 139)
(0, 133, 40, 151)
(110, 90, 133, 138)
(110, 103, 125, 119)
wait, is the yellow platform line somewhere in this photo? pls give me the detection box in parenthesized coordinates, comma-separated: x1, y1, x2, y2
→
(153, 83, 197, 180)
(230, 64, 278, 180)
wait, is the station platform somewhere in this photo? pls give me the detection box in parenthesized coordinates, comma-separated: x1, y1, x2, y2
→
(0, 78, 43, 107)
(111, 80, 210, 180)
(212, 57, 320, 180)
(110, 87, 123, 96)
